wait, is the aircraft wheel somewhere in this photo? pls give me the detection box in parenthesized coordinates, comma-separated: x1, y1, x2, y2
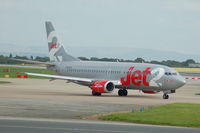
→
(118, 89, 123, 96)
(163, 94, 169, 99)
(118, 89, 128, 96)
(122, 89, 128, 96)
(92, 91, 101, 96)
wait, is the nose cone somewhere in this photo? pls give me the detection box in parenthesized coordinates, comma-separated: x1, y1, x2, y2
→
(176, 76, 186, 88)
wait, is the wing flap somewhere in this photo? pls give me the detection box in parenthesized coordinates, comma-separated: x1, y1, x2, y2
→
(26, 72, 92, 83)
(25, 72, 122, 86)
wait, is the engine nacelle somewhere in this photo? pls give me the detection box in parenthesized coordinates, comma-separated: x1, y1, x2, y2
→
(91, 80, 115, 93)
(142, 90, 159, 94)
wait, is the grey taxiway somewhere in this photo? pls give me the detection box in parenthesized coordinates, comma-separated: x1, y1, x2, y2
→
(0, 117, 199, 133)
(0, 78, 199, 132)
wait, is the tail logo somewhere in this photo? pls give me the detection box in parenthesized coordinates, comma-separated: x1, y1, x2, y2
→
(45, 21, 80, 62)
(50, 43, 59, 48)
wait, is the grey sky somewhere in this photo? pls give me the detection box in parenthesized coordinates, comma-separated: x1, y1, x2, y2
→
(0, 0, 200, 61)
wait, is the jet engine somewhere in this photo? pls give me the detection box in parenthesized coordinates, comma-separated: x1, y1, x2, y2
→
(91, 80, 115, 93)
(142, 90, 159, 94)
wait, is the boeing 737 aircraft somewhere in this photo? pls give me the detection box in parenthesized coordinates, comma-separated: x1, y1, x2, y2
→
(18, 21, 186, 99)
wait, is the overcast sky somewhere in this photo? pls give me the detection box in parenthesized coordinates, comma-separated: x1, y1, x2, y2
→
(0, 0, 200, 61)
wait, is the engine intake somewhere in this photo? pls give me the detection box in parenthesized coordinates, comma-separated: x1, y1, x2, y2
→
(91, 80, 115, 93)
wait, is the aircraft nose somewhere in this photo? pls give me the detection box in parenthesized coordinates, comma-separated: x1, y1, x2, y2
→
(177, 76, 186, 87)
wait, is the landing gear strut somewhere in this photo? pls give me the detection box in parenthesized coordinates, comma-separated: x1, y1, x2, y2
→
(92, 91, 101, 96)
(163, 94, 169, 99)
(118, 89, 128, 96)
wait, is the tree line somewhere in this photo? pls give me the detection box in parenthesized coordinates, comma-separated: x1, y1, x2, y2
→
(0, 53, 198, 68)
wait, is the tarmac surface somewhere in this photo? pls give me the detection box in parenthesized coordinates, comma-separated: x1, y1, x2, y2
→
(0, 78, 199, 119)
(0, 117, 199, 133)
(0, 77, 199, 132)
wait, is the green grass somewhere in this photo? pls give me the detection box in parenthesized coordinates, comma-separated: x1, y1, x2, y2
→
(173, 67, 200, 72)
(0, 81, 11, 84)
(0, 67, 55, 79)
(99, 103, 200, 127)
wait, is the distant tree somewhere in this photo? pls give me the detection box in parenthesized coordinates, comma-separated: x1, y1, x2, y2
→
(15, 55, 28, 60)
(187, 59, 196, 64)
(1, 54, 199, 67)
(9, 53, 12, 58)
(35, 56, 49, 62)
(100, 58, 115, 62)
(118, 59, 124, 62)
(182, 59, 196, 67)
(30, 56, 34, 60)
(90, 57, 99, 61)
(150, 60, 162, 65)
(114, 58, 121, 62)
(134, 57, 145, 63)
(78, 57, 89, 61)
(161, 60, 182, 67)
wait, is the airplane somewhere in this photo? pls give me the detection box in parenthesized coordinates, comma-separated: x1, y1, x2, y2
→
(16, 21, 186, 99)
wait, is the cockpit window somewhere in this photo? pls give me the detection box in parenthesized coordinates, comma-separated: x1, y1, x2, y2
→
(165, 72, 170, 75)
(172, 73, 177, 75)
(165, 72, 177, 76)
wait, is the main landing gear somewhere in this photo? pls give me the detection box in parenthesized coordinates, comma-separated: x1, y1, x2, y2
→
(92, 91, 101, 96)
(118, 89, 128, 96)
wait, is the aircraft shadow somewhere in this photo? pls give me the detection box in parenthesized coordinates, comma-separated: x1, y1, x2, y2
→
(36, 91, 160, 99)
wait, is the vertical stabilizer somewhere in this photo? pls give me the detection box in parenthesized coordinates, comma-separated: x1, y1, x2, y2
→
(45, 21, 79, 62)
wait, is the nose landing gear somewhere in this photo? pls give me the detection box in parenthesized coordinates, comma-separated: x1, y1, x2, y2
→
(163, 90, 175, 99)
(163, 94, 169, 99)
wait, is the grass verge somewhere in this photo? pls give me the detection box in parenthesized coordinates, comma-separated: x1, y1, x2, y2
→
(0, 81, 11, 84)
(173, 67, 200, 72)
(0, 66, 55, 79)
(99, 103, 200, 127)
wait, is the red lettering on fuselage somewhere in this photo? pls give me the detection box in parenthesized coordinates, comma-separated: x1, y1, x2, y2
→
(120, 67, 134, 86)
(131, 70, 142, 86)
(120, 67, 151, 86)
(142, 67, 151, 86)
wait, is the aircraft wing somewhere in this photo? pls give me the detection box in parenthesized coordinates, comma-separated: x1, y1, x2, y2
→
(26, 72, 122, 86)
(26, 72, 92, 82)
(10, 58, 54, 66)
